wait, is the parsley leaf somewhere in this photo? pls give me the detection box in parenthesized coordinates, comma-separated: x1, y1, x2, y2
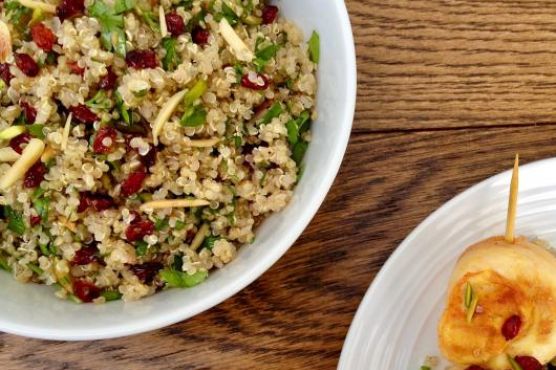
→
(88, 0, 127, 57)
(5, 206, 25, 235)
(162, 37, 181, 72)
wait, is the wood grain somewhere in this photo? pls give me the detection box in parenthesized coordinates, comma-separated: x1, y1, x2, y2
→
(352, 0, 556, 131)
(5, 1, 556, 369)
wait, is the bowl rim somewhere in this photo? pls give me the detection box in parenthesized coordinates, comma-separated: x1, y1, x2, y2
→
(0, 0, 357, 341)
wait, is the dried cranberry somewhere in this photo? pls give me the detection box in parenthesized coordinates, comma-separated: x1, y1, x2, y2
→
(514, 356, 542, 370)
(9, 133, 31, 154)
(15, 53, 40, 77)
(139, 146, 157, 169)
(0, 63, 12, 84)
(98, 67, 117, 90)
(67, 61, 85, 76)
(70, 104, 98, 124)
(72, 246, 100, 265)
(78, 192, 115, 212)
(30, 214, 41, 226)
(24, 162, 47, 188)
(241, 73, 270, 90)
(56, 0, 85, 20)
(93, 127, 117, 154)
(191, 26, 209, 45)
(20, 101, 37, 123)
(465, 367, 485, 370)
(125, 219, 154, 242)
(262, 5, 279, 24)
(30, 23, 57, 52)
(165, 11, 185, 36)
(72, 279, 101, 303)
(128, 262, 162, 283)
(502, 315, 521, 340)
(121, 169, 147, 197)
(125, 50, 158, 69)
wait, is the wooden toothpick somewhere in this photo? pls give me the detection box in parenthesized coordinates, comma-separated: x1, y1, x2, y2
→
(505, 154, 519, 243)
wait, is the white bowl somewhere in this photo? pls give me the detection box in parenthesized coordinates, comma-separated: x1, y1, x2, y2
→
(0, 0, 356, 340)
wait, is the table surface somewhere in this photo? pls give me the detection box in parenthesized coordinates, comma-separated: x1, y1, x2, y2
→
(4, 1, 556, 369)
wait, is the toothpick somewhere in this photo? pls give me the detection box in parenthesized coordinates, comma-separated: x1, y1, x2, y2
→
(505, 154, 519, 243)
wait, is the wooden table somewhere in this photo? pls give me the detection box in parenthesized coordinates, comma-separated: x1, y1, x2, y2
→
(5, 1, 556, 368)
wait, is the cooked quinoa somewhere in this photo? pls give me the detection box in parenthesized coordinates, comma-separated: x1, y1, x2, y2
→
(0, 0, 318, 303)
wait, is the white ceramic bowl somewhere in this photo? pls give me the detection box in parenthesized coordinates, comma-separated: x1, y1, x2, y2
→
(0, 0, 356, 340)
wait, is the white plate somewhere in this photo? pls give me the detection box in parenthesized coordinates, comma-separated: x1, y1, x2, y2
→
(339, 158, 556, 370)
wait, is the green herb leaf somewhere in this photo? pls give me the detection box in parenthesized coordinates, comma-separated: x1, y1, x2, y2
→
(508, 355, 524, 370)
(174, 220, 186, 231)
(420, 367, 431, 370)
(137, 8, 159, 32)
(308, 31, 320, 64)
(180, 106, 207, 127)
(5, 206, 25, 236)
(155, 218, 169, 231)
(172, 254, 183, 271)
(88, 0, 127, 57)
(28, 124, 45, 139)
(135, 240, 148, 256)
(0, 254, 11, 272)
(86, 90, 113, 110)
(115, 92, 132, 125)
(113, 0, 135, 14)
(162, 37, 181, 72)
(297, 111, 311, 134)
(256, 43, 279, 61)
(292, 140, 308, 166)
(184, 80, 208, 107)
(260, 102, 283, 125)
(5, 1, 32, 32)
(33, 197, 50, 223)
(286, 119, 299, 146)
(27, 263, 44, 275)
(160, 269, 208, 288)
(101, 289, 122, 301)
(202, 235, 219, 251)
(221, 2, 239, 25)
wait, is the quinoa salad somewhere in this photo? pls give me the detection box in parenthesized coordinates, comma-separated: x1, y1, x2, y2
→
(0, 0, 319, 303)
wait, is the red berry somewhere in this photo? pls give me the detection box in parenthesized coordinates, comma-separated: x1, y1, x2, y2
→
(165, 11, 185, 37)
(125, 219, 154, 242)
(15, 53, 40, 77)
(0, 63, 12, 84)
(515, 356, 542, 370)
(465, 367, 485, 370)
(262, 5, 279, 24)
(30, 23, 57, 52)
(9, 133, 31, 154)
(191, 26, 210, 45)
(24, 162, 47, 188)
(92, 127, 117, 154)
(56, 0, 84, 20)
(67, 61, 85, 76)
(72, 279, 101, 303)
(72, 246, 100, 265)
(78, 192, 115, 212)
(30, 214, 41, 226)
(128, 262, 162, 283)
(241, 73, 270, 90)
(20, 101, 37, 123)
(125, 50, 158, 69)
(98, 67, 117, 90)
(502, 315, 521, 340)
(121, 169, 147, 197)
(70, 104, 98, 124)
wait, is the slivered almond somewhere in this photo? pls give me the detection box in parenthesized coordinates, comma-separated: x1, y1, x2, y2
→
(0, 147, 20, 162)
(152, 89, 187, 146)
(219, 18, 253, 62)
(159, 6, 168, 38)
(0, 20, 12, 63)
(0, 126, 26, 141)
(18, 0, 56, 13)
(140, 199, 210, 211)
(187, 137, 220, 148)
(190, 223, 210, 251)
(0, 138, 44, 190)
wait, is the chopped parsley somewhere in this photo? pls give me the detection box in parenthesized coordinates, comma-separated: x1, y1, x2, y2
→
(5, 206, 25, 235)
(160, 269, 208, 288)
(88, 0, 127, 57)
(162, 37, 181, 72)
(308, 31, 320, 64)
